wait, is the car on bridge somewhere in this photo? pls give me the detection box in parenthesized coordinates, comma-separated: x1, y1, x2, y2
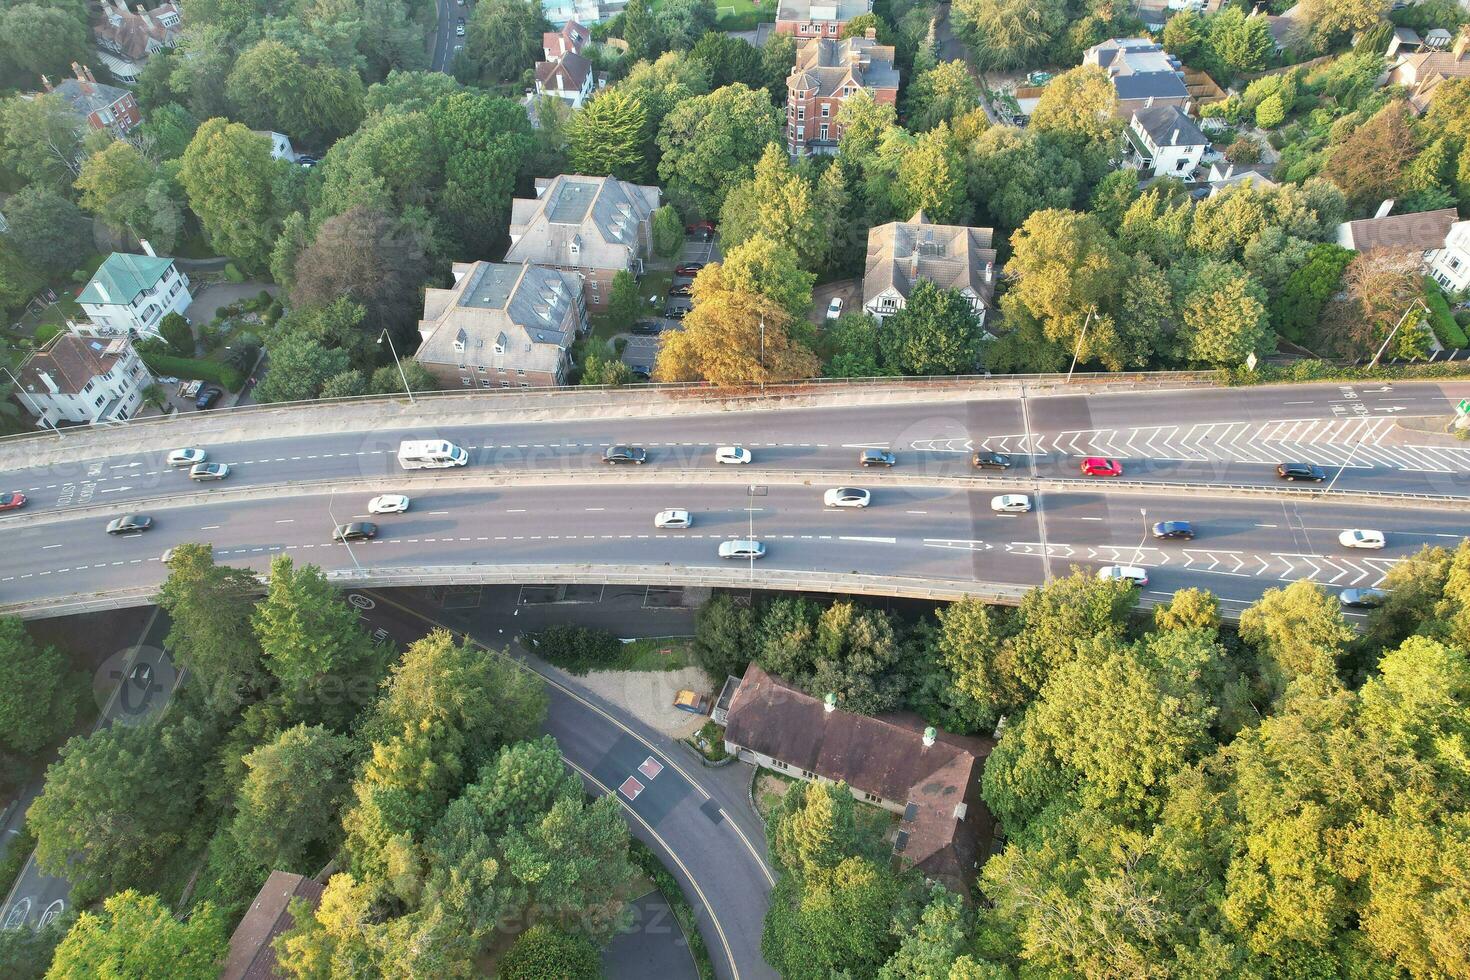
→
(1151, 521, 1195, 540)
(106, 515, 152, 535)
(1339, 528, 1386, 550)
(1081, 457, 1123, 477)
(604, 445, 647, 464)
(189, 463, 230, 482)
(167, 448, 207, 467)
(715, 446, 752, 465)
(333, 522, 378, 542)
(0, 491, 26, 512)
(990, 494, 1031, 513)
(972, 451, 1013, 470)
(859, 449, 896, 467)
(655, 509, 692, 528)
(719, 539, 766, 559)
(1276, 462, 1326, 482)
(1339, 587, 1388, 609)
(368, 495, 411, 514)
(824, 487, 871, 508)
(1098, 565, 1148, 587)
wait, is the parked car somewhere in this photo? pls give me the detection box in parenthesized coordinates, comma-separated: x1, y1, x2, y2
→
(715, 446, 752, 465)
(1098, 565, 1149, 587)
(990, 494, 1031, 513)
(368, 494, 411, 514)
(332, 522, 378, 542)
(604, 445, 647, 464)
(188, 462, 230, 482)
(1277, 462, 1326, 482)
(664, 305, 690, 319)
(195, 386, 222, 410)
(718, 539, 766, 559)
(1339, 528, 1386, 550)
(655, 509, 692, 528)
(826, 297, 843, 320)
(0, 491, 26, 512)
(859, 448, 896, 467)
(1151, 520, 1195, 540)
(971, 450, 1012, 470)
(823, 487, 871, 508)
(455, 17, 465, 34)
(106, 514, 153, 535)
(630, 320, 663, 335)
(1339, 587, 1389, 609)
(167, 448, 207, 467)
(674, 263, 704, 276)
(668, 283, 692, 297)
(1080, 457, 1123, 477)
(685, 220, 716, 236)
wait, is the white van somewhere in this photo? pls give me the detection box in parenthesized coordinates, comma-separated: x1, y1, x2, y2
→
(397, 440, 468, 470)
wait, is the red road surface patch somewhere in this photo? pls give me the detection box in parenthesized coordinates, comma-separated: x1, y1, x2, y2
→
(638, 757, 664, 780)
(619, 775, 645, 800)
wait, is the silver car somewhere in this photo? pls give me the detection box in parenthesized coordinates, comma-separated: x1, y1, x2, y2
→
(189, 462, 230, 481)
(718, 539, 766, 559)
(655, 509, 692, 528)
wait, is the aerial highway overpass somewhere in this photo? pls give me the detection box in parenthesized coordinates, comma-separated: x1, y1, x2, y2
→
(2, 377, 1468, 617)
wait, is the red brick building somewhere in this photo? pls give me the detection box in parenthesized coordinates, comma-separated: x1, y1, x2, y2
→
(775, 0, 872, 38)
(40, 63, 141, 136)
(786, 31, 898, 157)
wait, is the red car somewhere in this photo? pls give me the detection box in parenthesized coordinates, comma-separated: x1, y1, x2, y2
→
(1080, 457, 1123, 477)
(685, 220, 715, 234)
(0, 491, 26, 511)
(674, 263, 704, 276)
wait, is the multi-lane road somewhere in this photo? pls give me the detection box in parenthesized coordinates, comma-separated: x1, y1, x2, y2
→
(1, 380, 1468, 616)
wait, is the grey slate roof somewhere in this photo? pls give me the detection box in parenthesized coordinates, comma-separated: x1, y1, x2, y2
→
(505, 174, 659, 271)
(1085, 37, 1188, 102)
(776, 0, 871, 22)
(1132, 104, 1207, 147)
(416, 261, 583, 376)
(52, 76, 132, 115)
(864, 211, 997, 312)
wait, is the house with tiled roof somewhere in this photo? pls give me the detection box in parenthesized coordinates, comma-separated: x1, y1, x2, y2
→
(722, 664, 995, 891)
(504, 174, 659, 311)
(864, 211, 996, 326)
(1391, 30, 1470, 112)
(77, 243, 192, 339)
(786, 30, 898, 157)
(1122, 104, 1208, 178)
(534, 20, 602, 108)
(776, 0, 872, 38)
(92, 0, 182, 84)
(221, 872, 325, 980)
(38, 63, 141, 135)
(14, 334, 153, 428)
(1335, 203, 1459, 258)
(1083, 38, 1189, 117)
(415, 260, 586, 389)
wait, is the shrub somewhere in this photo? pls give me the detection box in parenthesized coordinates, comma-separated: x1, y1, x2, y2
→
(33, 324, 60, 344)
(223, 263, 245, 283)
(1225, 135, 1262, 164)
(1423, 280, 1469, 348)
(529, 625, 620, 674)
(254, 289, 272, 310)
(139, 352, 245, 391)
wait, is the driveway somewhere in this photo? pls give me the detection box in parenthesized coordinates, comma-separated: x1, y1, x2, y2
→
(810, 278, 861, 325)
(183, 282, 277, 327)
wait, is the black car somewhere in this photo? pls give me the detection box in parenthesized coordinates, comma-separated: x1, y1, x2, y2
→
(859, 449, 896, 467)
(971, 450, 1012, 470)
(333, 521, 378, 542)
(1151, 520, 1195, 540)
(604, 445, 647, 464)
(630, 321, 663, 335)
(195, 385, 222, 410)
(1276, 462, 1327, 482)
(1339, 587, 1388, 609)
(664, 305, 689, 320)
(106, 514, 153, 535)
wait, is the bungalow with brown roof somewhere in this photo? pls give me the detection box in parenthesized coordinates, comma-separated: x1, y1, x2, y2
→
(220, 871, 325, 980)
(722, 663, 995, 891)
(1335, 203, 1459, 262)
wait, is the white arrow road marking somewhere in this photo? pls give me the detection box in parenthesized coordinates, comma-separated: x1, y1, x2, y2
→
(98, 486, 132, 493)
(924, 539, 994, 552)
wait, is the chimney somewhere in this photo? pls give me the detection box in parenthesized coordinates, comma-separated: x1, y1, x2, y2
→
(1374, 199, 1396, 220)
(37, 371, 60, 396)
(1171, 127, 1180, 145)
(1225, 163, 1234, 179)
(823, 693, 836, 714)
(40, 74, 52, 92)
(84, 65, 96, 84)
(139, 239, 155, 257)
(94, 282, 110, 304)
(864, 26, 876, 40)
(984, 261, 993, 284)
(909, 251, 918, 280)
(922, 726, 936, 748)
(1456, 28, 1469, 59)
(1145, 95, 1155, 108)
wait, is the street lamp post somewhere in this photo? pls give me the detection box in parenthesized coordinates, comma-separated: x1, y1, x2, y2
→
(0, 365, 63, 439)
(328, 488, 364, 575)
(758, 318, 765, 393)
(1066, 309, 1096, 382)
(377, 329, 416, 404)
(1134, 507, 1148, 565)
(1326, 436, 1367, 494)
(1370, 300, 1429, 369)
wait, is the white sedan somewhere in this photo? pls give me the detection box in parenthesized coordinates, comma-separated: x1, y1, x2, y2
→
(167, 448, 207, 467)
(719, 539, 766, 559)
(368, 494, 411, 515)
(715, 446, 752, 465)
(990, 494, 1031, 514)
(826, 297, 843, 320)
(1339, 529, 1386, 550)
(1099, 565, 1149, 587)
(655, 509, 692, 529)
(823, 487, 871, 508)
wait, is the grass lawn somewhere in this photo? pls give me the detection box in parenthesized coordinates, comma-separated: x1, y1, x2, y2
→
(615, 635, 695, 671)
(653, 0, 772, 18)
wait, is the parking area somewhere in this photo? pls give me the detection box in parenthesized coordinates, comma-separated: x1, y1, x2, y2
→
(810, 278, 862, 325)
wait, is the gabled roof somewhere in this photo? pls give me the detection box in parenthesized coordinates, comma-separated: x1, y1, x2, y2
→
(78, 252, 175, 306)
(791, 36, 899, 95)
(1131, 104, 1207, 147)
(17, 334, 132, 396)
(776, 0, 871, 22)
(221, 871, 325, 980)
(416, 261, 582, 376)
(1336, 207, 1459, 253)
(93, 0, 181, 62)
(537, 50, 592, 91)
(506, 174, 659, 270)
(864, 211, 997, 310)
(52, 76, 131, 116)
(1084, 37, 1188, 101)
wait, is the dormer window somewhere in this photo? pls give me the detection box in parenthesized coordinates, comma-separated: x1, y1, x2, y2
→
(494, 331, 507, 354)
(453, 328, 467, 353)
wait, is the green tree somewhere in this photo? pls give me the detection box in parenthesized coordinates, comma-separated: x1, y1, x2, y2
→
(952, 0, 1066, 69)
(693, 593, 755, 680)
(690, 32, 764, 88)
(291, 207, 429, 342)
(46, 891, 226, 980)
(1175, 260, 1273, 367)
(1239, 579, 1354, 698)
(1162, 8, 1204, 62)
(824, 312, 891, 377)
(0, 186, 90, 277)
(835, 89, 898, 162)
(893, 123, 968, 224)
(1205, 6, 1274, 77)
(1271, 242, 1352, 341)
(253, 333, 352, 403)
(1030, 64, 1120, 158)
(878, 280, 981, 375)
(0, 617, 77, 755)
(0, 93, 83, 190)
(1255, 91, 1287, 129)
(655, 265, 818, 383)
(657, 83, 783, 217)
(1154, 588, 1221, 633)
(605, 270, 642, 333)
(719, 144, 818, 259)
(0, 4, 87, 83)
(933, 598, 1010, 730)
(968, 126, 1085, 230)
(651, 203, 684, 259)
(429, 91, 535, 258)
(0, 918, 68, 980)
(772, 779, 860, 876)
(1300, 0, 1390, 45)
(763, 856, 905, 978)
(74, 141, 159, 241)
(904, 60, 982, 133)
(716, 235, 815, 320)
(621, 0, 659, 60)
(225, 40, 364, 146)
(568, 88, 649, 181)
(179, 117, 281, 271)
(878, 887, 970, 979)
(580, 346, 633, 387)
(498, 926, 601, 979)
(232, 724, 355, 872)
(158, 312, 194, 357)
(1323, 102, 1418, 212)
(468, 0, 547, 83)
(363, 69, 461, 115)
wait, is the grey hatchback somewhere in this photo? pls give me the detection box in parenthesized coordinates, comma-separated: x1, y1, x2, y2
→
(859, 449, 896, 467)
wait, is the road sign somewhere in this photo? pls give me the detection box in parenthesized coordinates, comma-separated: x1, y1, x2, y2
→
(1245, 352, 1258, 372)
(1458, 398, 1470, 416)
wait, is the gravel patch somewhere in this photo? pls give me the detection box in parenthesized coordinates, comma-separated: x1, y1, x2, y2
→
(575, 665, 714, 738)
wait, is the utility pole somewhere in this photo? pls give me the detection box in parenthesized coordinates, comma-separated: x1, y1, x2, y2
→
(1066, 309, 1095, 382)
(1371, 300, 1428, 369)
(377, 329, 416, 404)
